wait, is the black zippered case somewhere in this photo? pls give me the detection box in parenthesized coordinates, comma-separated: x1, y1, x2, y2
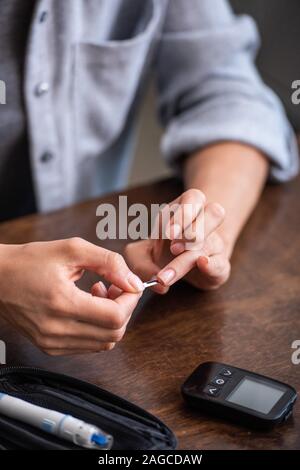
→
(0, 366, 177, 450)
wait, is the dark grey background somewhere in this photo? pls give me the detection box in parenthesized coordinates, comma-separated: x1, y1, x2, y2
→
(230, 0, 300, 130)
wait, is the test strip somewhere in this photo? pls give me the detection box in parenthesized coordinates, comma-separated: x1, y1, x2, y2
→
(143, 279, 159, 288)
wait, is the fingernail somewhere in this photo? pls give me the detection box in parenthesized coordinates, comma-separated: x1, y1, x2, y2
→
(127, 273, 145, 292)
(171, 224, 181, 239)
(171, 242, 185, 255)
(98, 281, 108, 297)
(157, 268, 176, 286)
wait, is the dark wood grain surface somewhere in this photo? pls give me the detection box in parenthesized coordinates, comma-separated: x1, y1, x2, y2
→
(0, 176, 299, 449)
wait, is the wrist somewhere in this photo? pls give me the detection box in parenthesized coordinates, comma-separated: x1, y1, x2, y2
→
(0, 244, 10, 270)
(183, 142, 269, 259)
(0, 243, 23, 276)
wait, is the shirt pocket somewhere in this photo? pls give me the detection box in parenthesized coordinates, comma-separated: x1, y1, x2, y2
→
(72, 0, 160, 162)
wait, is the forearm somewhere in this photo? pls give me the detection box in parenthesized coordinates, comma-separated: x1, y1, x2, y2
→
(184, 142, 269, 257)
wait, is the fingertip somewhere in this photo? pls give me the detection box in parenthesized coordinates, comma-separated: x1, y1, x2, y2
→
(197, 256, 210, 270)
(108, 284, 143, 301)
(170, 241, 185, 256)
(157, 268, 176, 287)
(91, 281, 108, 298)
(152, 284, 170, 295)
(108, 284, 123, 300)
(126, 272, 145, 293)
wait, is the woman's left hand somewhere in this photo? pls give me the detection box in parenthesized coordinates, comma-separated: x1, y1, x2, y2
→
(124, 189, 231, 294)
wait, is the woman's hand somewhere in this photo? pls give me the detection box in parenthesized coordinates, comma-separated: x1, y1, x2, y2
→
(124, 189, 231, 294)
(0, 238, 144, 355)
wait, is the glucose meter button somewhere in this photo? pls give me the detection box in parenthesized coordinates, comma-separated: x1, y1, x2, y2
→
(220, 368, 234, 378)
(210, 376, 228, 387)
(203, 385, 221, 397)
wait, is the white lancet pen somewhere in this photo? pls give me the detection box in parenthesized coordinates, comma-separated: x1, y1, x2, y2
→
(0, 393, 113, 449)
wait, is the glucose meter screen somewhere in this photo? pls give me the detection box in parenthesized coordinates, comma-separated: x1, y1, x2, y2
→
(226, 377, 285, 414)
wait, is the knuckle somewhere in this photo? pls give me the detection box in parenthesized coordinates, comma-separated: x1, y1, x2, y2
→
(184, 188, 206, 204)
(203, 233, 224, 256)
(109, 311, 126, 330)
(110, 327, 126, 343)
(36, 318, 52, 337)
(212, 257, 226, 274)
(106, 251, 125, 271)
(123, 245, 130, 258)
(123, 243, 134, 261)
(123, 241, 147, 272)
(46, 321, 65, 338)
(211, 260, 231, 287)
(223, 260, 231, 278)
(35, 333, 54, 351)
(66, 237, 85, 254)
(102, 342, 116, 352)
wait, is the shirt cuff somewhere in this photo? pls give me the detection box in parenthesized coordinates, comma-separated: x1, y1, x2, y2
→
(161, 95, 299, 183)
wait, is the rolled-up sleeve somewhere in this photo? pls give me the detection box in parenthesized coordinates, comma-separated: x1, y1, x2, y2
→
(156, 0, 299, 182)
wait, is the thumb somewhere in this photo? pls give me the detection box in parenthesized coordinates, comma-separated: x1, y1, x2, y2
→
(72, 238, 144, 293)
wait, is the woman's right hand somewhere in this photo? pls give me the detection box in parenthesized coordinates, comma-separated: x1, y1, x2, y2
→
(0, 238, 144, 355)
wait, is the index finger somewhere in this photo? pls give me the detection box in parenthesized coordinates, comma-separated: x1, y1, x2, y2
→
(165, 189, 206, 241)
(156, 250, 199, 286)
(69, 239, 144, 294)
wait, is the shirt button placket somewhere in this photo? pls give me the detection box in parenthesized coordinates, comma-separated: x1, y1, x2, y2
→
(30, 1, 64, 212)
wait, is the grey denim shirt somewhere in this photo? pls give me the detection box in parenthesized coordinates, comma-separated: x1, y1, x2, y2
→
(23, 0, 299, 212)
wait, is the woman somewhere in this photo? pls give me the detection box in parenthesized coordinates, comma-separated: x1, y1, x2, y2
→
(0, 0, 298, 355)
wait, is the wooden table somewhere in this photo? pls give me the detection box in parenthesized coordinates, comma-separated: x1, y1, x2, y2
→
(0, 176, 299, 450)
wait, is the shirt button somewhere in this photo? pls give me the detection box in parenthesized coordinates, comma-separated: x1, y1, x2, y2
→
(35, 82, 49, 97)
(40, 152, 54, 163)
(39, 11, 48, 23)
